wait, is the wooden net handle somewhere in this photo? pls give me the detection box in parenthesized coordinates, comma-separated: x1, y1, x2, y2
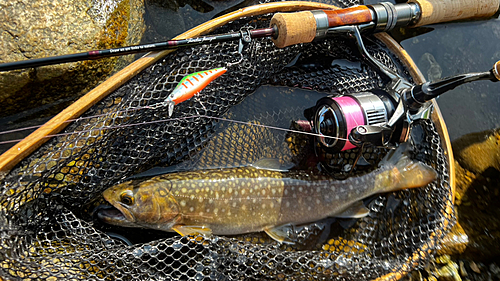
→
(409, 0, 499, 27)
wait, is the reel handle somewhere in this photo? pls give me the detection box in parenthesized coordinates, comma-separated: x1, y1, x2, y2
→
(409, 0, 499, 27)
(493, 60, 500, 81)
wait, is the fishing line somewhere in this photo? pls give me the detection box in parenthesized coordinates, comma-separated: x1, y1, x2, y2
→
(0, 112, 349, 146)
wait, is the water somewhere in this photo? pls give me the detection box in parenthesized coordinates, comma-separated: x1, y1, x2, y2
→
(394, 20, 500, 141)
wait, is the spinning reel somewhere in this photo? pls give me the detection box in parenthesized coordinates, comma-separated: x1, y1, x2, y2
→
(302, 23, 500, 172)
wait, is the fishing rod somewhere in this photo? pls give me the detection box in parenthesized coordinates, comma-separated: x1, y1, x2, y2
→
(1, 0, 497, 71)
(0, 28, 275, 72)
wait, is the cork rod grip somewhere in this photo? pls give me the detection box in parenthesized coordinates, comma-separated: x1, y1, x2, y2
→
(270, 11, 317, 48)
(270, 6, 374, 48)
(409, 0, 499, 27)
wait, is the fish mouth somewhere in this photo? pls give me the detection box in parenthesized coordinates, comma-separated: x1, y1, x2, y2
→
(97, 205, 139, 228)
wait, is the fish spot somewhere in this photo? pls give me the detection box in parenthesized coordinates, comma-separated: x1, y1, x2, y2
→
(206, 209, 210, 213)
(262, 204, 266, 209)
(222, 208, 226, 213)
(349, 185, 354, 190)
(316, 199, 321, 204)
(316, 187, 321, 193)
(209, 199, 213, 204)
(241, 205, 246, 211)
(189, 207, 194, 212)
(180, 200, 186, 207)
(270, 202, 274, 208)
(227, 211, 231, 216)
(214, 208, 218, 214)
(335, 195, 339, 200)
(252, 198, 257, 203)
(261, 190, 266, 196)
(195, 189, 200, 193)
(284, 190, 288, 196)
(308, 206, 311, 211)
(198, 197, 204, 203)
(232, 202, 237, 208)
(181, 187, 187, 193)
(190, 195, 195, 200)
(241, 189, 246, 195)
(286, 201, 290, 207)
(272, 189, 276, 195)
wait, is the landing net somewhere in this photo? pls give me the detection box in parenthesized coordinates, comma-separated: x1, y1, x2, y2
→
(0, 1, 454, 280)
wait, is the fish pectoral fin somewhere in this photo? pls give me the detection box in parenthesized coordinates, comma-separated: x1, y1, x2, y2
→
(252, 158, 292, 172)
(335, 201, 370, 218)
(264, 225, 295, 245)
(172, 225, 212, 237)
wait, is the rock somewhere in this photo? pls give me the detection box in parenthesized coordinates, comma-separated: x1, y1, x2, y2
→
(418, 52, 442, 82)
(436, 222, 469, 256)
(452, 129, 500, 262)
(453, 129, 500, 175)
(0, 0, 146, 118)
(469, 261, 480, 274)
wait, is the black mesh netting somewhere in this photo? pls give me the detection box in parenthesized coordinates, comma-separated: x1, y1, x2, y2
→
(0, 1, 455, 280)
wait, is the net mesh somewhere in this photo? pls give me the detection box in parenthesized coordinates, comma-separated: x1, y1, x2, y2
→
(0, 1, 455, 280)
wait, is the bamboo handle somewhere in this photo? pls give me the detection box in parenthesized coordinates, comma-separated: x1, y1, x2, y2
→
(409, 0, 499, 27)
(271, 6, 373, 48)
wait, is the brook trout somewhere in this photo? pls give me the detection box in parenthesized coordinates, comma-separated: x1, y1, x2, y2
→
(98, 144, 436, 243)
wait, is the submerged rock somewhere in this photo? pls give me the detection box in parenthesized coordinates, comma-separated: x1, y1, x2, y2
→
(0, 0, 145, 118)
(418, 52, 442, 82)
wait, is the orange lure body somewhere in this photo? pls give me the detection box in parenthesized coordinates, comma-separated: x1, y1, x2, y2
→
(165, 67, 227, 116)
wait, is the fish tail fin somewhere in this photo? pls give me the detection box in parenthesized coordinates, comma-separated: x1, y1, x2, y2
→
(379, 143, 437, 191)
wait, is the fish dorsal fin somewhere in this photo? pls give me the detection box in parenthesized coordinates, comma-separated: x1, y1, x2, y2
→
(251, 158, 292, 172)
(335, 201, 370, 219)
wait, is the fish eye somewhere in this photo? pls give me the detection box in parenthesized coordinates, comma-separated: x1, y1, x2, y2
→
(120, 190, 135, 206)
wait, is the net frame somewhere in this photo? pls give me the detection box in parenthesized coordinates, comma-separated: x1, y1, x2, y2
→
(0, 1, 456, 280)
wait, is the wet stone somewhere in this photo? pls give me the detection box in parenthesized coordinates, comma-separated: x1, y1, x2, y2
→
(0, 0, 145, 118)
(418, 52, 442, 82)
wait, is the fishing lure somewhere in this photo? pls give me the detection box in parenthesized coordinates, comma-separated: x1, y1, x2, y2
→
(165, 67, 227, 116)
